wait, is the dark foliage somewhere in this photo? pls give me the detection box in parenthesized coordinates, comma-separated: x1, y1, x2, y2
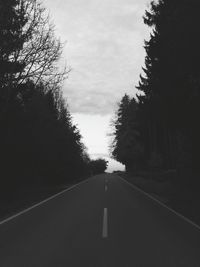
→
(0, 0, 90, 195)
(112, 0, 200, 191)
(110, 94, 144, 172)
(138, 0, 200, 181)
(89, 158, 108, 175)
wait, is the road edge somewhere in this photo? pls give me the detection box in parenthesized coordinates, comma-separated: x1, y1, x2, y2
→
(0, 176, 92, 226)
(118, 175, 200, 231)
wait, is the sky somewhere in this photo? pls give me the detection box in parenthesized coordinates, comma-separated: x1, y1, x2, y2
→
(43, 0, 150, 172)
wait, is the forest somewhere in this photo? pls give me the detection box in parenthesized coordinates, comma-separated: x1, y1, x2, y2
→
(0, 1, 200, 264)
(1, 0, 200, 223)
(0, 0, 107, 212)
(111, 0, 200, 220)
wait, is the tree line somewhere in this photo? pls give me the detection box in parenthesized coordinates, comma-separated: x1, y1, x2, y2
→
(0, 0, 107, 195)
(111, 0, 200, 192)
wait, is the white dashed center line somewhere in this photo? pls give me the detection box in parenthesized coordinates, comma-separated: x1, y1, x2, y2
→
(102, 208, 108, 238)
(105, 184, 108, 192)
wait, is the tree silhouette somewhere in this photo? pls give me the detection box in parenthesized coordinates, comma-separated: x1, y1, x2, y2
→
(111, 1, 200, 177)
(135, 0, 200, 183)
(110, 95, 144, 172)
(0, 0, 67, 115)
(89, 159, 108, 175)
(0, 0, 27, 110)
(0, 0, 90, 196)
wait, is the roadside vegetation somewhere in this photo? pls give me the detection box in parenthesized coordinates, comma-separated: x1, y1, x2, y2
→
(89, 159, 108, 175)
(0, 0, 108, 219)
(110, 0, 200, 224)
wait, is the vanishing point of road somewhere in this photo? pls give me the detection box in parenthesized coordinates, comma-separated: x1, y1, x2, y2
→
(0, 174, 200, 266)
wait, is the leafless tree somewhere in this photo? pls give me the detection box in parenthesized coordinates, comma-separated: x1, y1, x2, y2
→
(10, 0, 69, 89)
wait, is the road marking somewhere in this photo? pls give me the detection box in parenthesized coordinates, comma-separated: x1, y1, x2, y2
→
(118, 175, 200, 231)
(0, 177, 93, 226)
(102, 208, 108, 238)
(105, 184, 108, 192)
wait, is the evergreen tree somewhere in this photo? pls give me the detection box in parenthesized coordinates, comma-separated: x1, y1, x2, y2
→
(136, 0, 200, 178)
(111, 95, 144, 171)
(0, 0, 90, 193)
(0, 0, 27, 107)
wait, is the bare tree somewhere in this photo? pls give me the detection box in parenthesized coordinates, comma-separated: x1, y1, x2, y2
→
(9, 0, 68, 89)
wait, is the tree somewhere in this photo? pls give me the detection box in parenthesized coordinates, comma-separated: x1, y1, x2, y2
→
(89, 158, 108, 175)
(0, 0, 27, 107)
(0, 0, 67, 113)
(110, 95, 144, 171)
(14, 0, 67, 87)
(137, 0, 200, 176)
(0, 0, 90, 192)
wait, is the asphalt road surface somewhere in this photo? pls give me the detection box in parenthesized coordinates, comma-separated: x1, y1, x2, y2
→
(0, 174, 200, 267)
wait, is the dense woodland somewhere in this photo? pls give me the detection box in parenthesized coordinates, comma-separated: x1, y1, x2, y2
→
(111, 0, 200, 194)
(0, 0, 107, 196)
(2, 0, 200, 206)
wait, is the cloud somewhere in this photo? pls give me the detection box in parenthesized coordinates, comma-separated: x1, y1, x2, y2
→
(44, 0, 150, 115)
(65, 83, 123, 115)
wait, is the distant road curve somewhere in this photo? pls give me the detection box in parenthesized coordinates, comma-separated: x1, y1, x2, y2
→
(0, 173, 200, 266)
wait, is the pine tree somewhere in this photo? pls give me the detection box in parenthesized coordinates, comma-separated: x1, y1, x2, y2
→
(0, 0, 90, 192)
(111, 95, 144, 171)
(0, 0, 27, 104)
(137, 0, 200, 171)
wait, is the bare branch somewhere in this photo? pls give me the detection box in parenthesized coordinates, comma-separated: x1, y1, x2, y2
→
(10, 0, 68, 89)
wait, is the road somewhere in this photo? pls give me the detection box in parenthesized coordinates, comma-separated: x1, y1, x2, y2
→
(0, 174, 200, 266)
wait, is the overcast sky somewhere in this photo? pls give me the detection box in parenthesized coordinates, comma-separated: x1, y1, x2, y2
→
(43, 0, 150, 171)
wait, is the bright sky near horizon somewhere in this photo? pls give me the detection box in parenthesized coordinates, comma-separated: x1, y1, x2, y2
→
(43, 0, 150, 172)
